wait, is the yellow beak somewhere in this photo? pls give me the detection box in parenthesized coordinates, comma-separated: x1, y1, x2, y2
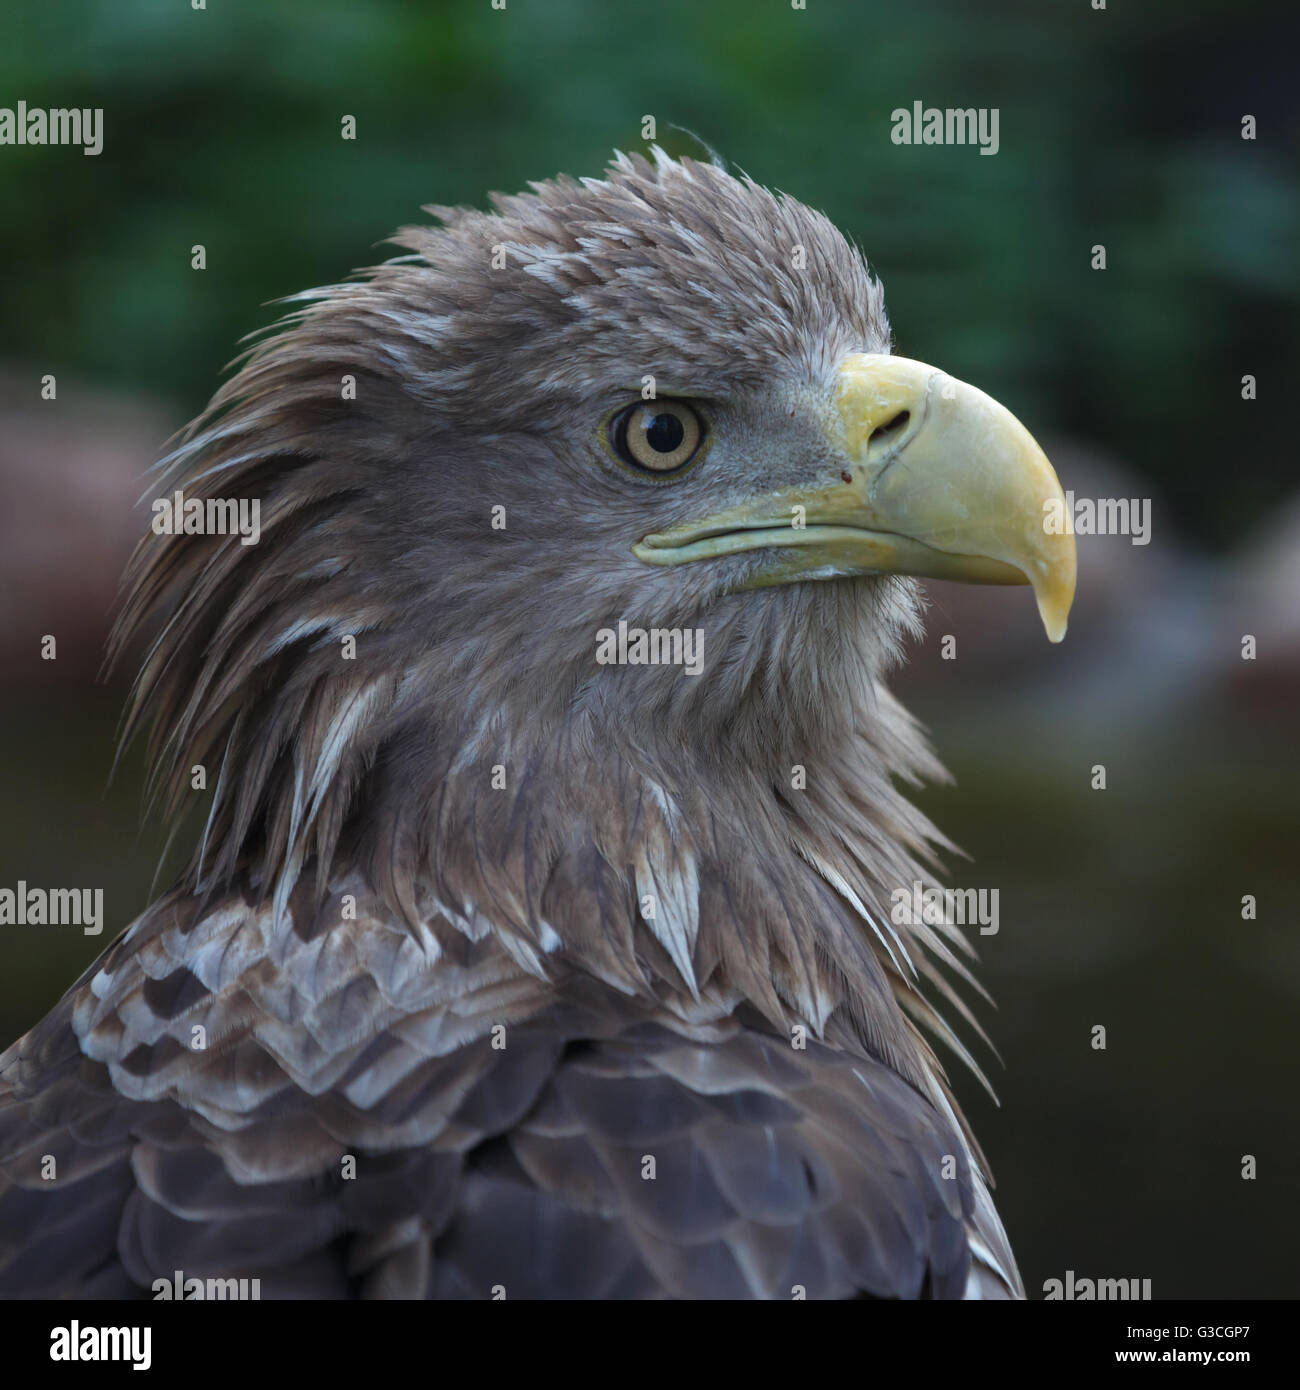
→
(633, 354, 1077, 642)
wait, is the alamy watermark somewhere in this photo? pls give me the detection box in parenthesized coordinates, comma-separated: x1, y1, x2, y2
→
(1, 102, 102, 156)
(891, 880, 999, 935)
(0, 882, 102, 934)
(152, 1270, 262, 1300)
(49, 1323, 150, 1370)
(1044, 1270, 1152, 1300)
(1044, 491, 1151, 545)
(596, 620, 704, 676)
(890, 102, 999, 156)
(152, 489, 261, 545)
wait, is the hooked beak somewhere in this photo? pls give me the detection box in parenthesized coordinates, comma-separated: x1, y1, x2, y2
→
(632, 354, 1077, 642)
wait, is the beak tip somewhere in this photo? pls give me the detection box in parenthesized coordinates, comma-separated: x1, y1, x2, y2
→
(1034, 581, 1074, 644)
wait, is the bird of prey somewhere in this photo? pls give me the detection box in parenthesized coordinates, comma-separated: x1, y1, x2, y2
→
(0, 150, 1075, 1300)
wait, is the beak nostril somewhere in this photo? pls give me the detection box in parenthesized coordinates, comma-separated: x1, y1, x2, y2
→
(868, 410, 910, 448)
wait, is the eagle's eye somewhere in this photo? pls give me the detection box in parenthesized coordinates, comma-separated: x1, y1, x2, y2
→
(606, 400, 706, 475)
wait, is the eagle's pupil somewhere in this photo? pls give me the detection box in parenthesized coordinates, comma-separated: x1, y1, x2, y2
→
(644, 412, 684, 453)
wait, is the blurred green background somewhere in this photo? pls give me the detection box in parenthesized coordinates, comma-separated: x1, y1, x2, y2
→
(1, 0, 1297, 1298)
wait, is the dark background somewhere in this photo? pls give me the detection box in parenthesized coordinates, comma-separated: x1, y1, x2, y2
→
(1, 0, 1297, 1298)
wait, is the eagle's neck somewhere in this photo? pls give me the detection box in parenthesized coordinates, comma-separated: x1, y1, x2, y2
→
(337, 677, 971, 1105)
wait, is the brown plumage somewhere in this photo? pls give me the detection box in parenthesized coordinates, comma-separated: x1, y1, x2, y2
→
(0, 150, 1076, 1298)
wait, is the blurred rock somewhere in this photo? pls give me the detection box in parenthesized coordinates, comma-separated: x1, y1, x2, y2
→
(0, 372, 172, 685)
(1221, 490, 1300, 714)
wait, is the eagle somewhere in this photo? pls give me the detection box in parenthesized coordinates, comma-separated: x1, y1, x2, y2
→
(0, 150, 1075, 1300)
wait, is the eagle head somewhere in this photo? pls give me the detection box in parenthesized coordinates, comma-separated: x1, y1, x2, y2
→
(113, 149, 1074, 1036)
